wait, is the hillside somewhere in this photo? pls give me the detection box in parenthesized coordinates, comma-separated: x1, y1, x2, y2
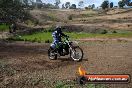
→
(29, 8, 132, 32)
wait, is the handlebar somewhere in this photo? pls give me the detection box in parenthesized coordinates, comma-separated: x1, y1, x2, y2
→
(62, 35, 70, 42)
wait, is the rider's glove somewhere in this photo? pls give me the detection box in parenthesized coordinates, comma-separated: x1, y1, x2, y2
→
(65, 35, 69, 38)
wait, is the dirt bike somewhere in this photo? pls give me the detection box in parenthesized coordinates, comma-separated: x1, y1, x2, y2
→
(48, 36, 83, 62)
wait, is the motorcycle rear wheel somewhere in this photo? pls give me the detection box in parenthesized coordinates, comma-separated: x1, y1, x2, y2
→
(48, 47, 57, 60)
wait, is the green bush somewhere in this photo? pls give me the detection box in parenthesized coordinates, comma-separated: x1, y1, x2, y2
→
(68, 15, 73, 20)
(6, 37, 24, 41)
(112, 30, 117, 33)
(45, 39, 52, 43)
(34, 20, 39, 25)
(101, 30, 108, 34)
(45, 26, 54, 32)
(32, 38, 37, 43)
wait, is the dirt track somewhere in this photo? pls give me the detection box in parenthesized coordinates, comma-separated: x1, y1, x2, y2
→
(0, 41, 132, 88)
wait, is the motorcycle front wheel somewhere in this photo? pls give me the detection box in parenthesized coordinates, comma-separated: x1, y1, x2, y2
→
(70, 46, 83, 62)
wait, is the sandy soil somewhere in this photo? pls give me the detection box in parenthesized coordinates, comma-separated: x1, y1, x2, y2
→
(72, 10, 132, 31)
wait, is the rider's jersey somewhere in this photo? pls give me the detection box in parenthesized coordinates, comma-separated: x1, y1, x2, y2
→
(52, 30, 65, 43)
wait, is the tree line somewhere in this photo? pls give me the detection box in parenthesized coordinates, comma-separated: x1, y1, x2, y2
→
(0, 0, 30, 23)
(0, 0, 131, 23)
(101, 0, 132, 10)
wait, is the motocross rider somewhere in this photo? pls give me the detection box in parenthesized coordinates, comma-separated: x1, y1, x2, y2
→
(51, 26, 68, 55)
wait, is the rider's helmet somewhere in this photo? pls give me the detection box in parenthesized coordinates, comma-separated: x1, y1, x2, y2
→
(55, 25, 62, 33)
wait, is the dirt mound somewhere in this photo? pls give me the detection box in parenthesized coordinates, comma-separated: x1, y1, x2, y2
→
(63, 24, 103, 33)
(107, 8, 132, 15)
(78, 38, 132, 42)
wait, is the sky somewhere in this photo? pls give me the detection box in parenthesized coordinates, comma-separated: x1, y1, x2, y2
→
(41, 0, 119, 7)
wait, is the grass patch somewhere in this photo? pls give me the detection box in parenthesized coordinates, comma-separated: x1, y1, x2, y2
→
(66, 32, 132, 39)
(0, 24, 9, 31)
(20, 32, 52, 43)
(7, 32, 53, 43)
(7, 31, 132, 43)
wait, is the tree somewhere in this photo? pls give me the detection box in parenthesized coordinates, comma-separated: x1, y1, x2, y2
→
(36, 0, 42, 3)
(110, 2, 113, 8)
(122, 0, 132, 6)
(29, 0, 36, 9)
(85, 7, 89, 10)
(55, 0, 61, 8)
(36, 0, 43, 8)
(78, 1, 84, 8)
(101, 0, 109, 10)
(20, 0, 35, 9)
(0, 0, 28, 22)
(62, 4, 65, 9)
(70, 4, 76, 9)
(118, 1, 125, 8)
(65, 2, 70, 9)
(86, 4, 95, 9)
(91, 4, 95, 9)
(28, 0, 35, 6)
(23, 0, 28, 6)
(30, 0, 34, 4)
(42, 3, 55, 9)
(88, 5, 92, 9)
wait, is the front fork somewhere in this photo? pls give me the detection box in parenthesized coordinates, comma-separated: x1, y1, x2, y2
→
(69, 46, 76, 57)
